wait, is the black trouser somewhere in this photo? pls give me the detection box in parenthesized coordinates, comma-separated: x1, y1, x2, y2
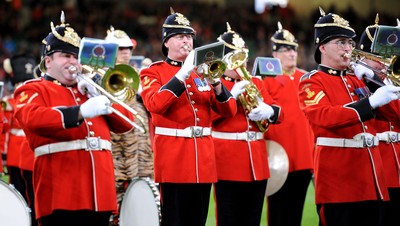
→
(8, 166, 26, 200)
(39, 210, 112, 226)
(267, 169, 312, 226)
(317, 201, 384, 226)
(215, 179, 267, 226)
(22, 169, 38, 226)
(160, 183, 211, 226)
(382, 187, 400, 226)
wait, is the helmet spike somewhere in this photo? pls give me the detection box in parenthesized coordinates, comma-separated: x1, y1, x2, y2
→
(319, 7, 325, 17)
(226, 22, 232, 32)
(60, 11, 65, 25)
(170, 7, 175, 14)
(277, 21, 283, 32)
(374, 13, 379, 25)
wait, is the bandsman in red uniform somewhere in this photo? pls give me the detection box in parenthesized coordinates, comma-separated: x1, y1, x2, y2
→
(13, 12, 134, 226)
(104, 26, 154, 226)
(263, 22, 314, 226)
(351, 17, 400, 226)
(139, 9, 237, 226)
(211, 23, 283, 226)
(298, 8, 400, 226)
(3, 53, 38, 226)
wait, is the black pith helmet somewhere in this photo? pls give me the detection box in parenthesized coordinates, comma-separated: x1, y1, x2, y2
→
(314, 7, 356, 63)
(358, 14, 380, 53)
(271, 22, 298, 51)
(217, 22, 248, 55)
(161, 7, 195, 57)
(39, 11, 81, 73)
(3, 53, 36, 86)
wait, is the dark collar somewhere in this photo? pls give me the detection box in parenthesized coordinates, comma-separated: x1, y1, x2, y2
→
(165, 57, 183, 67)
(43, 74, 66, 86)
(318, 65, 347, 76)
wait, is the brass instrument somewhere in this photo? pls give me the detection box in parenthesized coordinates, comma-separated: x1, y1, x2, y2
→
(73, 64, 147, 134)
(196, 59, 227, 79)
(223, 50, 270, 132)
(351, 49, 400, 86)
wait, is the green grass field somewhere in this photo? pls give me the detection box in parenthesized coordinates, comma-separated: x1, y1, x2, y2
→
(206, 183, 319, 226)
(1, 174, 318, 226)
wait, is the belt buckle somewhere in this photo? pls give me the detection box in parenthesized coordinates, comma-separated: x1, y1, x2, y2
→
(86, 137, 101, 150)
(389, 133, 398, 143)
(191, 127, 203, 138)
(363, 135, 375, 147)
(247, 131, 256, 141)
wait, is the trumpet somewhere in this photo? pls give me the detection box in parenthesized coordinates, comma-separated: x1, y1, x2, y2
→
(351, 49, 400, 86)
(223, 50, 270, 132)
(197, 59, 227, 80)
(70, 65, 147, 134)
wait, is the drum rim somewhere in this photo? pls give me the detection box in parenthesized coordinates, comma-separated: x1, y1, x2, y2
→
(119, 177, 161, 225)
(0, 179, 32, 225)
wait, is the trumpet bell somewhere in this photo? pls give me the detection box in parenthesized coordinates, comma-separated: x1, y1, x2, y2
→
(207, 60, 226, 79)
(102, 64, 140, 103)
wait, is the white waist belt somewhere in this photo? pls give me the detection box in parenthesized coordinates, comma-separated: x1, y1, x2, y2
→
(376, 131, 400, 143)
(155, 126, 211, 138)
(35, 137, 112, 157)
(10, 128, 25, 136)
(212, 131, 264, 141)
(316, 133, 379, 148)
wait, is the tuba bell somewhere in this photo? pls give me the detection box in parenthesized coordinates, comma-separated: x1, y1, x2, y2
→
(223, 50, 270, 132)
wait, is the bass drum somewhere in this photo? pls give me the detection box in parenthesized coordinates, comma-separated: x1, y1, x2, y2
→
(0, 179, 31, 226)
(119, 177, 161, 226)
(265, 140, 289, 196)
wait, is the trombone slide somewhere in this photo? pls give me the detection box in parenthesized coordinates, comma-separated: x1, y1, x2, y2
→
(78, 74, 147, 134)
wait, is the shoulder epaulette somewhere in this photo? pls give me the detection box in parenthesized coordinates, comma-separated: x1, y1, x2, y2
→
(300, 70, 318, 82)
(23, 78, 42, 84)
(148, 60, 164, 68)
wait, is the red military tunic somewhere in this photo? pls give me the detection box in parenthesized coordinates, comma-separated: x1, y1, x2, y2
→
(19, 138, 33, 171)
(375, 119, 400, 188)
(212, 76, 283, 181)
(2, 96, 25, 169)
(140, 59, 237, 183)
(0, 107, 4, 173)
(14, 76, 134, 219)
(264, 68, 314, 172)
(298, 65, 395, 204)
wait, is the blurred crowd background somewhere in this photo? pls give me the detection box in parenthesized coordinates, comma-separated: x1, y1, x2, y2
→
(0, 0, 398, 84)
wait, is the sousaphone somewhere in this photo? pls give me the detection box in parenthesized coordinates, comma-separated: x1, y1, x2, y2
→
(265, 140, 289, 196)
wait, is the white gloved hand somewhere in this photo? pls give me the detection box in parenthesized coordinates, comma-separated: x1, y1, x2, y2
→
(351, 62, 374, 80)
(175, 50, 195, 82)
(369, 85, 400, 108)
(230, 80, 250, 99)
(80, 95, 112, 118)
(77, 78, 100, 98)
(196, 63, 209, 75)
(248, 97, 274, 121)
(383, 78, 393, 86)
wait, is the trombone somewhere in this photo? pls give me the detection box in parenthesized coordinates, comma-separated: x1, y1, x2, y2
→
(350, 49, 400, 86)
(71, 65, 147, 134)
